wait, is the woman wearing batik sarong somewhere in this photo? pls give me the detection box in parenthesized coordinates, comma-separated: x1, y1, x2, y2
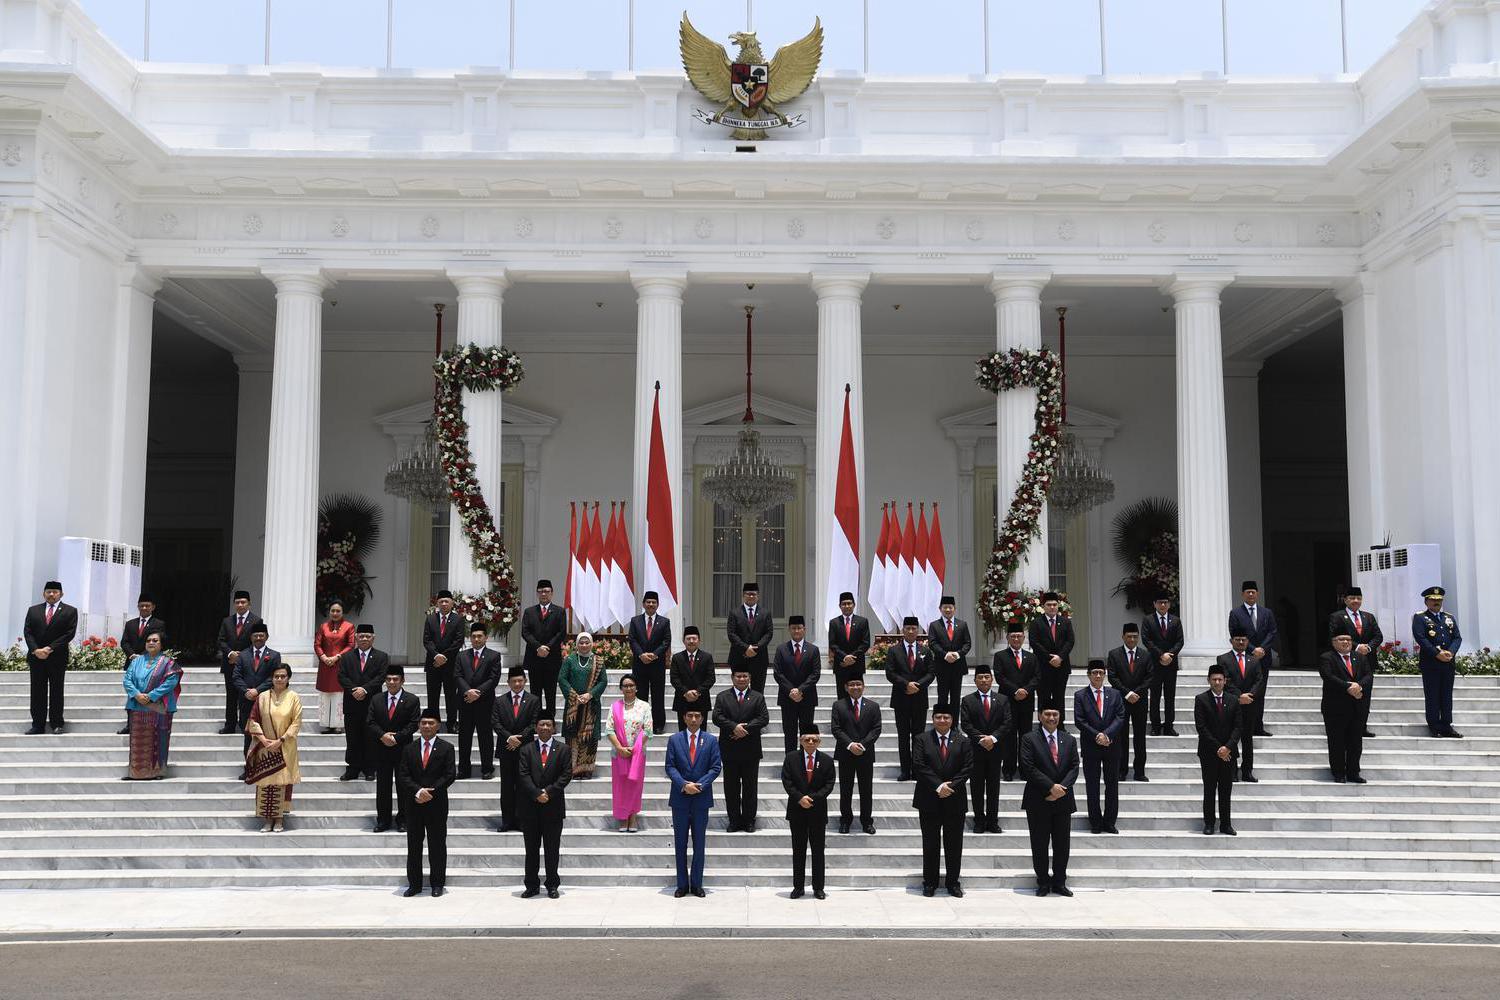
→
(245, 663, 302, 832)
(607, 674, 652, 831)
(559, 632, 608, 779)
(122, 630, 182, 780)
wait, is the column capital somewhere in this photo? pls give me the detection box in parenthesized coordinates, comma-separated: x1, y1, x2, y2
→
(1164, 272, 1234, 304)
(1334, 272, 1375, 305)
(987, 269, 1051, 301)
(261, 266, 332, 297)
(447, 269, 510, 298)
(629, 267, 690, 298)
(116, 263, 164, 297)
(809, 269, 870, 300)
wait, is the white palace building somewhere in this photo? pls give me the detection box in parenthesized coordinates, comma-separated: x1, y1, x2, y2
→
(3, 0, 1500, 666)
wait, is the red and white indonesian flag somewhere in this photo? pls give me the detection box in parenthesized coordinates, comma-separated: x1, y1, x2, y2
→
(823, 388, 861, 623)
(895, 503, 917, 622)
(643, 385, 679, 615)
(576, 503, 604, 630)
(606, 502, 636, 630)
(868, 502, 894, 633)
(928, 503, 947, 612)
(914, 504, 933, 620)
(565, 502, 581, 625)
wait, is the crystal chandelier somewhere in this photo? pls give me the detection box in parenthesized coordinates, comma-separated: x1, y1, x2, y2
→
(384, 303, 450, 508)
(700, 302, 797, 520)
(1047, 306, 1116, 517)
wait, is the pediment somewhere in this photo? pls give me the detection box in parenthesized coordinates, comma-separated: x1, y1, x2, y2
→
(684, 392, 814, 429)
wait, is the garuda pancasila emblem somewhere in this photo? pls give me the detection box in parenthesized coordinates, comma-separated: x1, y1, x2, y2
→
(680, 13, 823, 140)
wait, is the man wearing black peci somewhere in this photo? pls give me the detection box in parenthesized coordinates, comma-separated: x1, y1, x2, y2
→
(518, 712, 572, 898)
(783, 726, 835, 899)
(1217, 625, 1266, 782)
(913, 703, 972, 897)
(827, 591, 871, 689)
(727, 582, 774, 694)
(830, 675, 882, 834)
(398, 710, 455, 897)
(1028, 592, 1075, 721)
(1074, 660, 1125, 834)
(455, 624, 502, 780)
(670, 626, 716, 731)
(118, 594, 165, 735)
(1320, 631, 1374, 784)
(1020, 706, 1079, 896)
(1141, 592, 1184, 736)
(337, 623, 387, 781)
(928, 596, 973, 710)
(215, 590, 261, 735)
(713, 667, 769, 832)
(23, 581, 77, 736)
(1329, 586, 1383, 738)
(520, 580, 566, 716)
(960, 665, 1012, 833)
(1107, 622, 1153, 781)
(491, 666, 540, 832)
(885, 616, 935, 781)
(628, 591, 672, 735)
(369, 666, 421, 833)
(772, 615, 821, 753)
(421, 590, 466, 733)
(1227, 581, 1278, 737)
(992, 620, 1038, 781)
(1195, 664, 1241, 835)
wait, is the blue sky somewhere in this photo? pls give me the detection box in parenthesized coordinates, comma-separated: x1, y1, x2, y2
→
(77, 0, 1425, 76)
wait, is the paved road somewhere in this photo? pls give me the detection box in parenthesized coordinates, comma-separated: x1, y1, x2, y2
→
(1, 939, 1492, 998)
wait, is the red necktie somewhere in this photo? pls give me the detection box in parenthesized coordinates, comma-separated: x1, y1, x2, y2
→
(513, 694, 521, 718)
(1049, 618, 1057, 641)
(688, 734, 697, 764)
(805, 755, 815, 784)
(1015, 650, 1022, 670)
(1127, 650, 1135, 672)
(845, 617, 852, 640)
(946, 620, 954, 641)
(1216, 695, 1224, 715)
(645, 617, 654, 640)
(1049, 734, 1059, 764)
(235, 617, 244, 637)
(1343, 654, 1354, 678)
(439, 614, 447, 638)
(360, 651, 368, 670)
(794, 643, 803, 665)
(421, 742, 431, 768)
(1095, 689, 1103, 716)
(255, 649, 263, 669)
(138, 620, 146, 637)
(908, 644, 916, 666)
(939, 736, 949, 762)
(46, 605, 55, 625)
(540, 742, 550, 767)
(1236, 653, 1245, 679)
(541, 605, 549, 619)
(1353, 614, 1363, 636)
(388, 695, 396, 719)
(748, 606, 755, 621)
(982, 693, 990, 718)
(854, 699, 861, 720)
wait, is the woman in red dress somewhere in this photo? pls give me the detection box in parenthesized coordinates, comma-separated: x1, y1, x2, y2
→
(314, 601, 355, 732)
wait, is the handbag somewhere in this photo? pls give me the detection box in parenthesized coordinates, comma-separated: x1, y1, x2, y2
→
(243, 693, 288, 784)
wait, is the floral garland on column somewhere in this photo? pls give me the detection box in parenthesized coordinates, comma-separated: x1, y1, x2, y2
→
(973, 348, 1064, 634)
(432, 343, 527, 631)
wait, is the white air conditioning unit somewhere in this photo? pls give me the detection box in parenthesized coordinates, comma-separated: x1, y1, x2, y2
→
(1357, 543, 1441, 641)
(56, 537, 144, 644)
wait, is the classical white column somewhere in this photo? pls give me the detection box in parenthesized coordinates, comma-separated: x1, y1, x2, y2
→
(1168, 274, 1235, 660)
(446, 271, 508, 636)
(106, 264, 161, 545)
(988, 271, 1052, 592)
(811, 270, 869, 622)
(1338, 274, 1384, 558)
(259, 267, 331, 663)
(630, 268, 687, 635)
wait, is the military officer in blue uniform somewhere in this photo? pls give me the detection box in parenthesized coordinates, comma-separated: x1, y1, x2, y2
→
(1412, 586, 1462, 738)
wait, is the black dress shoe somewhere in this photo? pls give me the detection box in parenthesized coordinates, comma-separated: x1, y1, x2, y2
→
(1135, 774, 1149, 782)
(1255, 730, 1272, 738)
(814, 890, 826, 900)
(743, 821, 756, 832)
(1090, 825, 1103, 835)
(862, 822, 876, 835)
(1036, 885, 1051, 897)
(1446, 729, 1465, 739)
(1104, 825, 1119, 834)
(51, 726, 64, 735)
(395, 822, 406, 833)
(922, 886, 936, 897)
(117, 725, 130, 735)
(1052, 884, 1073, 897)
(1349, 775, 1368, 784)
(1332, 775, 1346, 783)
(24, 727, 43, 735)
(1220, 825, 1237, 836)
(691, 887, 706, 898)
(947, 884, 964, 898)
(547, 888, 560, 899)
(1149, 726, 1161, 736)
(481, 770, 495, 780)
(1164, 728, 1180, 737)
(431, 886, 445, 897)
(790, 887, 804, 899)
(339, 770, 359, 781)
(1002, 773, 1016, 782)
(236, 771, 247, 781)
(403, 887, 421, 897)
(363, 772, 375, 781)
(674, 887, 688, 898)
(897, 771, 912, 781)
(373, 822, 391, 833)
(1363, 730, 1376, 738)
(521, 887, 540, 898)
(456, 770, 471, 781)
(987, 822, 1003, 834)
(838, 820, 852, 834)
(1204, 823, 1216, 834)
(725, 823, 741, 833)
(217, 726, 236, 735)
(1242, 774, 1259, 783)
(972, 819, 984, 833)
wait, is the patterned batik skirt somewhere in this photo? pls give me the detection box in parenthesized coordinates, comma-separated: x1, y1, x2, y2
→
(256, 784, 294, 820)
(127, 708, 173, 779)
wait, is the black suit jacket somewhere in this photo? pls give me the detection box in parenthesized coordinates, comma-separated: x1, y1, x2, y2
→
(926, 617, 973, 675)
(1227, 604, 1279, 657)
(1218, 649, 1268, 702)
(1028, 614, 1076, 678)
(367, 690, 422, 754)
(959, 689, 1014, 749)
(1194, 690, 1242, 760)
(781, 748, 836, 821)
(670, 648, 716, 714)
(397, 737, 456, 807)
(1073, 684, 1127, 750)
(773, 640, 821, 708)
(1327, 608, 1384, 652)
(421, 611, 466, 671)
(992, 646, 1039, 704)
(628, 613, 671, 672)
(827, 614, 872, 674)
(216, 612, 262, 675)
(884, 641, 935, 705)
(1106, 645, 1154, 700)
(1318, 650, 1374, 708)
(1140, 612, 1184, 668)
(120, 615, 166, 659)
(517, 738, 573, 822)
(727, 605, 774, 668)
(455, 645, 502, 699)
(336, 647, 389, 698)
(912, 729, 972, 814)
(830, 697, 883, 759)
(520, 603, 567, 672)
(1019, 727, 1079, 812)
(712, 686, 770, 761)
(492, 689, 541, 744)
(232, 645, 280, 697)
(24, 601, 78, 669)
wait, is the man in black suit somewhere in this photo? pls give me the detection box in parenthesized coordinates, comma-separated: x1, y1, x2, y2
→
(23, 581, 77, 735)
(827, 591, 871, 689)
(1141, 592, 1184, 735)
(830, 675, 882, 834)
(1074, 660, 1126, 834)
(336, 623, 387, 781)
(369, 667, 421, 833)
(398, 710, 456, 897)
(993, 621, 1038, 781)
(960, 666, 1012, 834)
(454, 624, 502, 779)
(628, 591, 672, 734)
(1227, 580, 1278, 737)
(492, 666, 540, 832)
(1320, 632, 1374, 784)
(215, 590, 261, 735)
(1028, 592, 1075, 721)
(518, 712, 572, 898)
(421, 590, 465, 732)
(1020, 706, 1079, 896)
(1329, 586, 1383, 738)
(913, 704, 971, 897)
(520, 580, 566, 716)
(713, 667, 769, 832)
(782, 726, 835, 899)
(1196, 664, 1241, 835)
(773, 615, 821, 753)
(885, 616, 935, 781)
(1107, 623, 1153, 781)
(117, 593, 165, 734)
(1218, 626, 1266, 782)
(727, 581, 774, 693)
(928, 596, 973, 710)
(670, 626, 716, 731)
(233, 623, 279, 758)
